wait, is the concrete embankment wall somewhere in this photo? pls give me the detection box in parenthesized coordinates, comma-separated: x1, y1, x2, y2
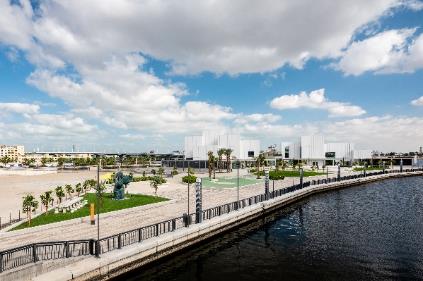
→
(9, 172, 423, 281)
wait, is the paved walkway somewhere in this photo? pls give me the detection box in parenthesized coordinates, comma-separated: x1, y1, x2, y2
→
(0, 170, 363, 251)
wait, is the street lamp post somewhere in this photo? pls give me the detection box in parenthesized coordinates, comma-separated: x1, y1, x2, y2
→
(95, 159, 101, 257)
(237, 160, 240, 210)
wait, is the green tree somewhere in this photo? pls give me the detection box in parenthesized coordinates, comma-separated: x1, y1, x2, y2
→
(0, 156, 12, 166)
(55, 186, 65, 203)
(207, 151, 215, 179)
(255, 153, 265, 179)
(22, 194, 38, 226)
(217, 148, 225, 172)
(150, 176, 164, 197)
(75, 183, 82, 196)
(40, 191, 54, 213)
(65, 184, 74, 199)
(158, 167, 164, 176)
(224, 148, 233, 173)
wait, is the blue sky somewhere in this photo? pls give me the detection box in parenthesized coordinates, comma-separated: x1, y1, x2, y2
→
(0, 0, 422, 152)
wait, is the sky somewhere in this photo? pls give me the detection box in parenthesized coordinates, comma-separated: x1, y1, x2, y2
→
(0, 0, 423, 153)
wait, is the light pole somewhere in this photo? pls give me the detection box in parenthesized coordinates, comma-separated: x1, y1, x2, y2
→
(95, 159, 101, 257)
(237, 160, 240, 209)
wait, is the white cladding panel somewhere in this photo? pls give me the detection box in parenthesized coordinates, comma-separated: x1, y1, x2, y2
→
(300, 136, 325, 159)
(325, 143, 354, 160)
(288, 142, 301, 159)
(184, 136, 204, 158)
(185, 131, 257, 160)
(240, 140, 260, 159)
(353, 149, 373, 159)
(218, 134, 240, 158)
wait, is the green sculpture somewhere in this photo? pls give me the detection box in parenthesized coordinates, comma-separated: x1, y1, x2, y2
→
(113, 171, 132, 200)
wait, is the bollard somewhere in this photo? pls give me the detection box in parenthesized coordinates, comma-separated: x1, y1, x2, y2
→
(89, 239, 95, 255)
(32, 244, 38, 263)
(299, 168, 304, 189)
(337, 164, 341, 181)
(90, 203, 95, 225)
(118, 234, 122, 249)
(264, 169, 270, 199)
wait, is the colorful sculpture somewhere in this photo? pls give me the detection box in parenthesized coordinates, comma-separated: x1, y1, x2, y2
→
(113, 171, 132, 200)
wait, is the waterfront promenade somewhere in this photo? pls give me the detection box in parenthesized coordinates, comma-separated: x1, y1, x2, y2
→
(0, 170, 319, 250)
(0, 169, 421, 279)
(25, 170, 423, 281)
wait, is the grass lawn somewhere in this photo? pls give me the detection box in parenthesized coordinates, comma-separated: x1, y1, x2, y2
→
(202, 177, 263, 189)
(12, 193, 167, 231)
(272, 170, 326, 177)
(256, 170, 326, 178)
(353, 167, 383, 172)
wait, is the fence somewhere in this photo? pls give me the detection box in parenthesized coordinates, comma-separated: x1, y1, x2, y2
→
(0, 211, 23, 231)
(0, 168, 422, 273)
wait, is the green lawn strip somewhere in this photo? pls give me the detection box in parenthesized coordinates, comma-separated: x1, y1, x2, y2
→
(11, 193, 167, 231)
(352, 167, 383, 172)
(201, 177, 262, 188)
(256, 170, 326, 178)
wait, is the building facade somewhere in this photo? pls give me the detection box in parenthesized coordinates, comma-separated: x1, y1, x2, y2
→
(184, 131, 260, 160)
(281, 135, 370, 166)
(0, 145, 25, 162)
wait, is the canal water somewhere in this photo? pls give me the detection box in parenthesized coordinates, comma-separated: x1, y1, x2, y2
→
(117, 176, 423, 281)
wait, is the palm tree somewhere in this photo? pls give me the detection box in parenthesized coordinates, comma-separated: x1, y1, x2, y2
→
(55, 186, 65, 203)
(65, 184, 74, 199)
(225, 148, 233, 173)
(217, 148, 225, 173)
(207, 151, 214, 179)
(150, 176, 163, 197)
(212, 155, 216, 179)
(40, 191, 54, 213)
(255, 153, 265, 179)
(22, 194, 38, 226)
(75, 183, 82, 196)
(0, 156, 12, 166)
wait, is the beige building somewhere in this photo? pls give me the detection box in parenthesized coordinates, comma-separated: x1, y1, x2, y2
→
(0, 145, 25, 162)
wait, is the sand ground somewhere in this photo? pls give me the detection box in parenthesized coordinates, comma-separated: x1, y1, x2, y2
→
(0, 170, 99, 221)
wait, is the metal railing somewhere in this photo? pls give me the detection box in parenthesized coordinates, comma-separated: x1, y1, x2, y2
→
(0, 168, 422, 273)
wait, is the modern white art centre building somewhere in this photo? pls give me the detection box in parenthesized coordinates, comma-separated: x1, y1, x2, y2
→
(184, 131, 260, 160)
(281, 135, 372, 166)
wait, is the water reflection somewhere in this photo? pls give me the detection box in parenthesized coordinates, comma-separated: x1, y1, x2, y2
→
(117, 177, 423, 281)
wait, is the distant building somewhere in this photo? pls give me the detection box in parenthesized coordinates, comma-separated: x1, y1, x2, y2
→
(280, 135, 370, 166)
(184, 131, 260, 160)
(353, 149, 373, 160)
(0, 145, 25, 162)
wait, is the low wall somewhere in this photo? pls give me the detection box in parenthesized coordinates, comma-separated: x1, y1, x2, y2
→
(5, 171, 423, 281)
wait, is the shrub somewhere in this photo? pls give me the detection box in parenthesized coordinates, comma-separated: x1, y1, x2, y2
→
(269, 170, 285, 180)
(182, 175, 197, 184)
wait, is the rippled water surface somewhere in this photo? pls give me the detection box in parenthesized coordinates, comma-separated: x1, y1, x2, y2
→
(118, 177, 423, 281)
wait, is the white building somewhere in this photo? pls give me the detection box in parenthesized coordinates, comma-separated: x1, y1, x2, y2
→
(300, 135, 325, 160)
(184, 131, 260, 160)
(325, 142, 354, 161)
(281, 135, 370, 166)
(353, 149, 373, 160)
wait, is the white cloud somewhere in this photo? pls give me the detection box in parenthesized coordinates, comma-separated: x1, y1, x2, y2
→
(236, 115, 423, 152)
(335, 29, 423, 75)
(270, 89, 366, 117)
(26, 54, 236, 134)
(0, 103, 40, 114)
(0, 0, 407, 75)
(411, 96, 423, 106)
